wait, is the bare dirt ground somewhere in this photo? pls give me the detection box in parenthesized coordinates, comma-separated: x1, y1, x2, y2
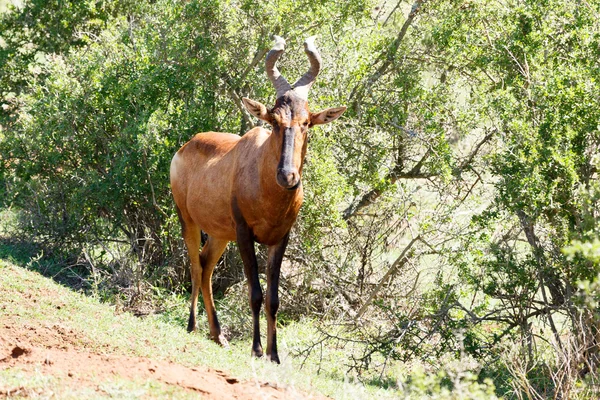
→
(0, 317, 320, 399)
(0, 318, 304, 399)
(0, 261, 326, 399)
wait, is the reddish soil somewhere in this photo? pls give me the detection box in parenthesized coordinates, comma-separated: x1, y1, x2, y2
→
(0, 319, 320, 399)
(0, 261, 327, 398)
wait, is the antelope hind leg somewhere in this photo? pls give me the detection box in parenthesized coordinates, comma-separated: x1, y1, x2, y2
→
(199, 236, 229, 346)
(178, 215, 202, 333)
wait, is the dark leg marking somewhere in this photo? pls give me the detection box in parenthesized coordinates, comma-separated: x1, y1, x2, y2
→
(266, 232, 289, 364)
(232, 198, 264, 358)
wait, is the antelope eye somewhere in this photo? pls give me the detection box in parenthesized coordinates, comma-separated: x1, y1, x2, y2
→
(302, 120, 309, 127)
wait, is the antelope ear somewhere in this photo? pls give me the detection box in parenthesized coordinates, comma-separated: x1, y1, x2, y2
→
(310, 106, 347, 126)
(242, 97, 271, 123)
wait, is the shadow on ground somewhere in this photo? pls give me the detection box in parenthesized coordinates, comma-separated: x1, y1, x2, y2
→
(0, 237, 90, 291)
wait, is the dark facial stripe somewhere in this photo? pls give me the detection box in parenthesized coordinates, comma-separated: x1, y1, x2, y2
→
(278, 126, 295, 172)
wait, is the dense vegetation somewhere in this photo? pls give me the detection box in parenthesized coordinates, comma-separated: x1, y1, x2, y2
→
(1, 0, 599, 398)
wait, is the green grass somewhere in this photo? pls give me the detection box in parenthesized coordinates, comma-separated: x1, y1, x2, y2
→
(0, 207, 503, 399)
(0, 367, 197, 399)
(0, 251, 399, 399)
(0, 234, 506, 399)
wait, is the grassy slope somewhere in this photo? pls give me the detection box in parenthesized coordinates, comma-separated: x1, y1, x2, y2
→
(0, 247, 396, 399)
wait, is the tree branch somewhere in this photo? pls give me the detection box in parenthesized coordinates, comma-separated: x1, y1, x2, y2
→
(221, 76, 254, 132)
(457, 129, 495, 171)
(355, 235, 420, 319)
(221, 46, 271, 134)
(240, 47, 268, 82)
(517, 209, 565, 352)
(343, 149, 433, 220)
(349, 0, 425, 111)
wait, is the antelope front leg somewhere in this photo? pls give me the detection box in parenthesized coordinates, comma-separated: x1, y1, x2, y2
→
(265, 232, 289, 364)
(234, 212, 264, 358)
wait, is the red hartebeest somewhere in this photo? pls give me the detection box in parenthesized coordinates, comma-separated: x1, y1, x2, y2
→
(170, 36, 346, 363)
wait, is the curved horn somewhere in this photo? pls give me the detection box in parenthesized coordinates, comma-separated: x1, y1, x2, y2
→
(265, 35, 292, 98)
(293, 36, 322, 100)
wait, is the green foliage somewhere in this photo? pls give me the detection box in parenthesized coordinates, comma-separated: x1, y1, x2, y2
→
(0, 0, 142, 96)
(0, 0, 374, 289)
(427, 1, 600, 396)
(2, 0, 600, 397)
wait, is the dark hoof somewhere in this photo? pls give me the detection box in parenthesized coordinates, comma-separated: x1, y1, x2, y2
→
(187, 322, 196, 333)
(187, 313, 196, 332)
(252, 348, 264, 358)
(268, 354, 280, 364)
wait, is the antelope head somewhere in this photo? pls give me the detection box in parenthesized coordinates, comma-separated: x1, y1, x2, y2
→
(243, 36, 346, 190)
